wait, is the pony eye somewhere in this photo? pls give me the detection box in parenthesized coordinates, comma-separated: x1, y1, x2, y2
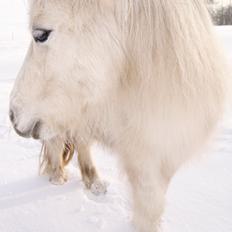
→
(32, 29, 52, 43)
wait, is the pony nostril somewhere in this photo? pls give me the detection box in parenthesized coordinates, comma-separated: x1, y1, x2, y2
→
(9, 109, 15, 124)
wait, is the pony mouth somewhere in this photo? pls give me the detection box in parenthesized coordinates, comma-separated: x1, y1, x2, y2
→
(31, 121, 42, 139)
(13, 120, 42, 140)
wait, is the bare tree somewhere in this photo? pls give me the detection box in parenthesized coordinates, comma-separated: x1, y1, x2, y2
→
(213, 5, 232, 25)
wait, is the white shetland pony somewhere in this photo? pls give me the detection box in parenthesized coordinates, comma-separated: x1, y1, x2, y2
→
(10, 1, 229, 231)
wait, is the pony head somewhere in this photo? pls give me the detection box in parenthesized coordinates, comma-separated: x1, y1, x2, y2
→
(10, 0, 121, 139)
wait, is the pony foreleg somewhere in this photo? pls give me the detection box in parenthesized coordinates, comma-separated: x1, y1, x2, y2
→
(75, 141, 107, 195)
(123, 153, 171, 232)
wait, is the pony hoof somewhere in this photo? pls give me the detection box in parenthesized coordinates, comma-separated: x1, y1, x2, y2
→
(90, 179, 107, 195)
(49, 174, 67, 185)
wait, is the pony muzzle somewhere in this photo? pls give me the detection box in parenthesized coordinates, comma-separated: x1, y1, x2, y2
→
(10, 111, 42, 140)
(14, 120, 42, 140)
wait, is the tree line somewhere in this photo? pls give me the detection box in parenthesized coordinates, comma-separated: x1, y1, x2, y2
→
(208, 1, 232, 25)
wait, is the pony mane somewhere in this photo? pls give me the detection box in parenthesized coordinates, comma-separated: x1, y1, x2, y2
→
(114, 0, 226, 97)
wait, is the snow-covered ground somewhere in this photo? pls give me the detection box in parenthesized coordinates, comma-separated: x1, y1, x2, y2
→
(0, 1, 232, 232)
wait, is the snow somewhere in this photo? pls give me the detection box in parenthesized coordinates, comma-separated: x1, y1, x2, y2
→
(0, 1, 232, 231)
